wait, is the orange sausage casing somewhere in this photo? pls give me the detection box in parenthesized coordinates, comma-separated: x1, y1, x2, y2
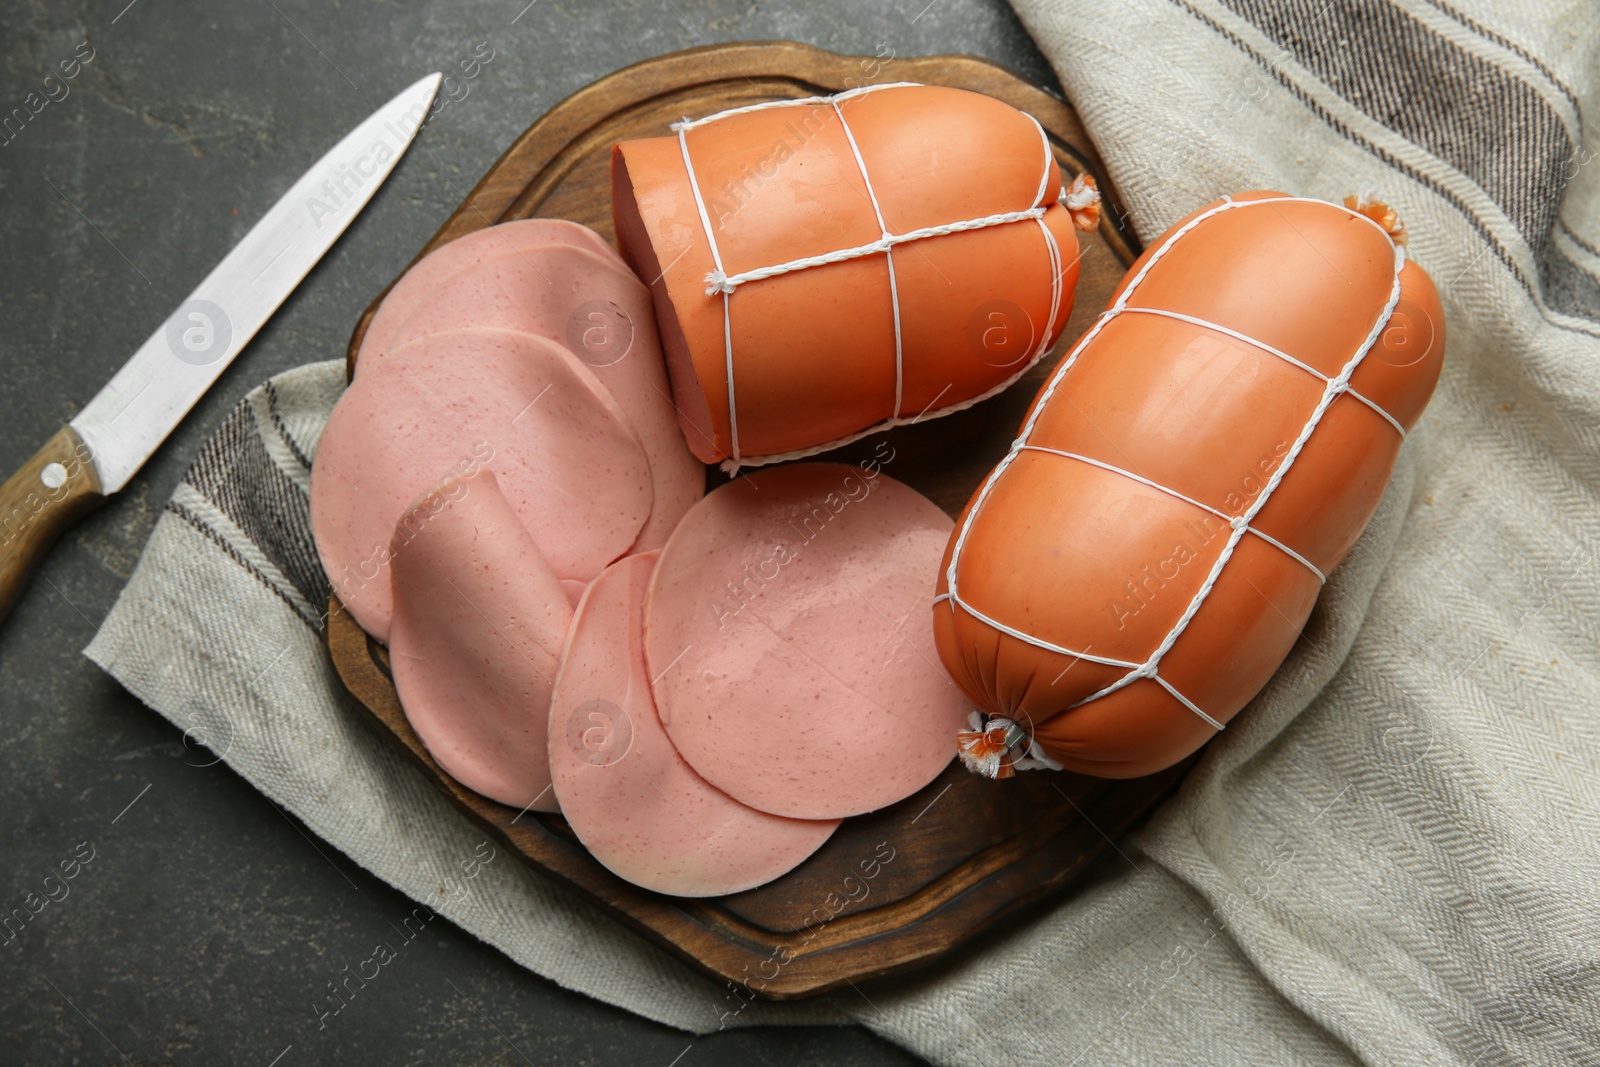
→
(934, 192, 1444, 778)
(612, 83, 1088, 469)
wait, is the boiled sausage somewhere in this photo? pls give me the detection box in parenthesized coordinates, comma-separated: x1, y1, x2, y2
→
(935, 192, 1444, 778)
(613, 83, 1098, 469)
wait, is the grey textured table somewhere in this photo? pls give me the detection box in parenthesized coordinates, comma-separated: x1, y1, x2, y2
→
(0, 2, 1059, 1063)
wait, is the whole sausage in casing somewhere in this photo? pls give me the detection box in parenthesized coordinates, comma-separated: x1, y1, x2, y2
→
(612, 83, 1097, 470)
(934, 191, 1444, 778)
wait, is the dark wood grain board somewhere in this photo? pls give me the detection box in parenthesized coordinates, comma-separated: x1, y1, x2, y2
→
(328, 40, 1192, 999)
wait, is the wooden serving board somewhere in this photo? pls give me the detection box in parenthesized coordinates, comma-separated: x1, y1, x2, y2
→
(328, 40, 1191, 1000)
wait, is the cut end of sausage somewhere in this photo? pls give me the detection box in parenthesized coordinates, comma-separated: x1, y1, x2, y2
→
(612, 143, 722, 464)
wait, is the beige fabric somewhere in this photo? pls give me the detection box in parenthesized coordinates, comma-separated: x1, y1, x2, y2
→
(842, 1, 1599, 1063)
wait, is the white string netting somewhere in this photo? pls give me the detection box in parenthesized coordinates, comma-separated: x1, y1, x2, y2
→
(672, 82, 1082, 472)
(946, 194, 1410, 775)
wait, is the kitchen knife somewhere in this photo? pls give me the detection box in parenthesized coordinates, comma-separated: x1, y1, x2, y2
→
(0, 72, 442, 624)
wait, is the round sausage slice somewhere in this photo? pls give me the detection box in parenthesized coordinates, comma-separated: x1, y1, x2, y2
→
(311, 327, 651, 641)
(549, 552, 838, 896)
(359, 219, 622, 363)
(363, 243, 705, 550)
(388, 471, 571, 811)
(644, 463, 967, 819)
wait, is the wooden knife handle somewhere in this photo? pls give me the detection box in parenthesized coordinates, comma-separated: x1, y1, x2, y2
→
(0, 426, 105, 625)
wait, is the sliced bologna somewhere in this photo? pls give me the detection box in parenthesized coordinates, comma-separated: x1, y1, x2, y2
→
(388, 471, 570, 811)
(311, 327, 651, 642)
(644, 463, 968, 819)
(549, 552, 837, 896)
(359, 219, 623, 362)
(361, 243, 705, 550)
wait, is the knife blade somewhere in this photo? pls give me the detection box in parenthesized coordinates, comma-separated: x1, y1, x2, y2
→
(0, 72, 442, 624)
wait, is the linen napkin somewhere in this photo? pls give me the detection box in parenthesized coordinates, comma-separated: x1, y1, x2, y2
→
(846, 1, 1599, 1064)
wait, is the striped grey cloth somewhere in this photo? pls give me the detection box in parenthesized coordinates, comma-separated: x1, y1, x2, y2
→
(86, 0, 1600, 1063)
(85, 361, 837, 1033)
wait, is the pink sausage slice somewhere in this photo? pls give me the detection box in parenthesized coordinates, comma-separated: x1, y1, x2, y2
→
(388, 471, 571, 811)
(311, 327, 652, 642)
(550, 552, 837, 896)
(644, 463, 968, 819)
(366, 244, 706, 550)
(360, 219, 622, 362)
